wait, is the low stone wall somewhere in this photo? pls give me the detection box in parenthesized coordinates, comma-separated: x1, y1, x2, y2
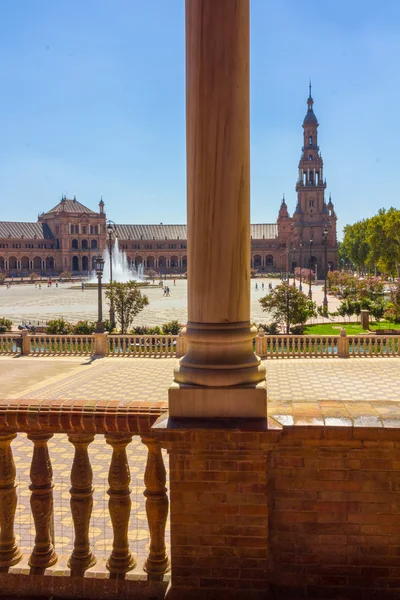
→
(155, 418, 400, 599)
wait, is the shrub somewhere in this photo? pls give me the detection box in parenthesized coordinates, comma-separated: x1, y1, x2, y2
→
(0, 273, 6, 284)
(257, 322, 279, 335)
(0, 317, 12, 332)
(146, 269, 157, 279)
(71, 320, 96, 334)
(290, 325, 304, 334)
(161, 320, 181, 335)
(46, 318, 72, 334)
(29, 272, 39, 282)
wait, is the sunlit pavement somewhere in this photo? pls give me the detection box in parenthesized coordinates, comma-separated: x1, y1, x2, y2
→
(1, 278, 341, 327)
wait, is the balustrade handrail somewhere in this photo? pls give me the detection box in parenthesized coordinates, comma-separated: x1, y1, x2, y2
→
(2, 331, 400, 360)
(0, 398, 169, 586)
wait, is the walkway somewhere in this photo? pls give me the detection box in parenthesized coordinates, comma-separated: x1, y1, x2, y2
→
(3, 356, 400, 426)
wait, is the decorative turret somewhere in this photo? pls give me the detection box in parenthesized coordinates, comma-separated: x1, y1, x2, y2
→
(278, 195, 289, 218)
(99, 196, 105, 214)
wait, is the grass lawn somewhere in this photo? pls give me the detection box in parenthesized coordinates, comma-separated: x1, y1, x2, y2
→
(304, 321, 400, 335)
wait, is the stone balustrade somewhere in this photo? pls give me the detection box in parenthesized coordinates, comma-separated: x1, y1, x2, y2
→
(0, 398, 169, 598)
(0, 334, 21, 355)
(107, 334, 182, 357)
(0, 332, 186, 358)
(1, 330, 400, 360)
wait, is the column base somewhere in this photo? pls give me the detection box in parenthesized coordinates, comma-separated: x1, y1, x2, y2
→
(168, 380, 267, 418)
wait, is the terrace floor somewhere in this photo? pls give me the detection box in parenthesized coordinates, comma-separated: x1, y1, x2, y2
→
(2, 355, 400, 426)
(2, 355, 400, 566)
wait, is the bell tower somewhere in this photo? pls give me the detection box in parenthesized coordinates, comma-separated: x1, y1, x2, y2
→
(293, 84, 337, 274)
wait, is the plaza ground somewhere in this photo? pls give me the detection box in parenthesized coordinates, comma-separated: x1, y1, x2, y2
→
(0, 277, 341, 328)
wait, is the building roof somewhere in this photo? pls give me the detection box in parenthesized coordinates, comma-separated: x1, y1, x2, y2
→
(114, 223, 278, 241)
(44, 198, 97, 215)
(0, 222, 53, 239)
(250, 224, 278, 239)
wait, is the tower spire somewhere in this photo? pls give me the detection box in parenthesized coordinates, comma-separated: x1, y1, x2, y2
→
(309, 79, 312, 99)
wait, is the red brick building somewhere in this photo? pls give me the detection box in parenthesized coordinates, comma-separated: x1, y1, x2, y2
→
(0, 90, 337, 277)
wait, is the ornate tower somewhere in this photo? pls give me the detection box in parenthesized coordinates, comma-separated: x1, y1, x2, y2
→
(292, 85, 338, 275)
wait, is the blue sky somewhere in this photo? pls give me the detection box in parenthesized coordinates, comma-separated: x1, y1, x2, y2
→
(0, 0, 399, 239)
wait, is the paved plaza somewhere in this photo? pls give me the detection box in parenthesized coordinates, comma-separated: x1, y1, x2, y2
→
(0, 278, 341, 327)
(2, 354, 400, 565)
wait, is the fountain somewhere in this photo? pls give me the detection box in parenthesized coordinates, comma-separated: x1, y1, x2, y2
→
(89, 238, 144, 283)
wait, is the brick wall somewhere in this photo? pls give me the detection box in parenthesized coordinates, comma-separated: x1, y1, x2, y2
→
(154, 418, 400, 599)
(269, 427, 400, 599)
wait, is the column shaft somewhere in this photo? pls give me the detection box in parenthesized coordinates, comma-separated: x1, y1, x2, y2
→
(170, 0, 266, 416)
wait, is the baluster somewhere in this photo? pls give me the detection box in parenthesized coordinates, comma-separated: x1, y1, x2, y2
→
(67, 434, 96, 574)
(105, 434, 136, 575)
(0, 433, 22, 568)
(27, 433, 57, 569)
(141, 437, 169, 574)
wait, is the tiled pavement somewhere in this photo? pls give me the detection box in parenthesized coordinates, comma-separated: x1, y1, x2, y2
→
(2, 355, 400, 563)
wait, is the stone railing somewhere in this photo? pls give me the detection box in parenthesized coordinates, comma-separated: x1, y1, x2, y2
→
(107, 334, 182, 357)
(0, 398, 169, 599)
(348, 334, 400, 356)
(26, 333, 95, 356)
(0, 331, 187, 358)
(256, 331, 339, 358)
(0, 333, 21, 355)
(2, 330, 400, 360)
(255, 328, 400, 359)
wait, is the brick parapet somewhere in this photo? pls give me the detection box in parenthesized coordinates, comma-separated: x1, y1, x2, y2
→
(153, 415, 400, 599)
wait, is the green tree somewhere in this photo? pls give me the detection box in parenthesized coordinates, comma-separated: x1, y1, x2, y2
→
(342, 220, 371, 272)
(106, 281, 149, 334)
(259, 283, 316, 334)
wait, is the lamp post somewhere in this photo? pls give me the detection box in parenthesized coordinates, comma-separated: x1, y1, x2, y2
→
(291, 245, 296, 287)
(308, 231, 313, 300)
(299, 239, 303, 292)
(323, 225, 328, 315)
(95, 255, 105, 333)
(106, 220, 116, 329)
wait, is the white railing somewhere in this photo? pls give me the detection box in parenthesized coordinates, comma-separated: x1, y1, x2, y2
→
(28, 334, 95, 356)
(0, 333, 21, 355)
(3, 330, 400, 359)
(257, 333, 339, 358)
(108, 334, 180, 357)
(348, 335, 400, 357)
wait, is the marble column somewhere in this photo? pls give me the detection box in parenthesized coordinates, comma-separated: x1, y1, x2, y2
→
(169, 0, 266, 418)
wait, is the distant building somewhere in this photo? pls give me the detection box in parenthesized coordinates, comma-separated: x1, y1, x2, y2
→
(0, 90, 337, 277)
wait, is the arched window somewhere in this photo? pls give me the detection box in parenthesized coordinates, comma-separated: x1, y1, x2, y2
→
(309, 136, 312, 146)
(74, 225, 79, 234)
(81, 239, 88, 250)
(72, 239, 79, 249)
(91, 239, 98, 249)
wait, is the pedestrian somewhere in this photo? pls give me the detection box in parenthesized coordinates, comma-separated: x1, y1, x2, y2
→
(173, 279, 176, 286)
(255, 282, 258, 291)
(81, 282, 85, 291)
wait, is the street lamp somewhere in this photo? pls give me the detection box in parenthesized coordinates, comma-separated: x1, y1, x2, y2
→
(323, 225, 328, 315)
(291, 245, 296, 287)
(308, 231, 313, 300)
(105, 220, 116, 329)
(95, 255, 105, 333)
(299, 238, 303, 292)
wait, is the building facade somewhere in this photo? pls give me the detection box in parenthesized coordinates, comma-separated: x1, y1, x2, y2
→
(0, 90, 337, 277)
